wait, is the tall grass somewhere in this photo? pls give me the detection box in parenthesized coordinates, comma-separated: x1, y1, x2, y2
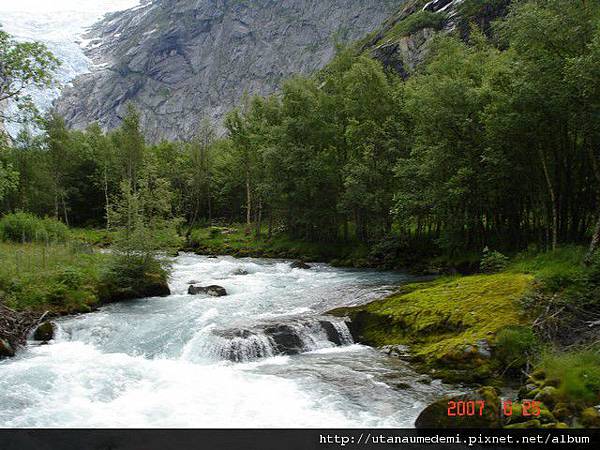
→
(0, 241, 107, 312)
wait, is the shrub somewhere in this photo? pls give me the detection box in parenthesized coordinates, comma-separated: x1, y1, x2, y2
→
(0, 212, 68, 243)
(480, 247, 509, 273)
(495, 325, 539, 370)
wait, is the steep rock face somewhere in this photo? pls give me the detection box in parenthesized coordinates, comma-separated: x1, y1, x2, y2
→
(56, 0, 405, 142)
(360, 0, 511, 78)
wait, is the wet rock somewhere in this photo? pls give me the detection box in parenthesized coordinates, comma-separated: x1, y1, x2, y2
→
(207, 256, 218, 259)
(263, 324, 304, 355)
(142, 280, 171, 298)
(505, 419, 542, 429)
(580, 407, 600, 428)
(476, 339, 491, 358)
(395, 382, 412, 390)
(188, 285, 228, 297)
(33, 321, 55, 342)
(415, 386, 502, 428)
(319, 320, 344, 346)
(0, 338, 15, 357)
(290, 261, 311, 270)
(534, 386, 560, 409)
(232, 268, 249, 276)
(380, 344, 411, 360)
(552, 402, 575, 423)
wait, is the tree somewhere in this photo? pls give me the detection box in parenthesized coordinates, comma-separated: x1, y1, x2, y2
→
(0, 28, 60, 132)
(113, 104, 145, 190)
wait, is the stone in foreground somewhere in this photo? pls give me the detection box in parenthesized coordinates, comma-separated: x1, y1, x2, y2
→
(415, 387, 502, 428)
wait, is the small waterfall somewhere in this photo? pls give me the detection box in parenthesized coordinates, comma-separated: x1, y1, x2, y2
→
(186, 317, 354, 363)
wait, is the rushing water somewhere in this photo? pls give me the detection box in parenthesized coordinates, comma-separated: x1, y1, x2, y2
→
(0, 254, 454, 428)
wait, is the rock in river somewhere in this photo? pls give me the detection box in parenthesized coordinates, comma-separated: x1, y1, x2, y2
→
(290, 261, 311, 270)
(188, 285, 228, 297)
(33, 321, 56, 342)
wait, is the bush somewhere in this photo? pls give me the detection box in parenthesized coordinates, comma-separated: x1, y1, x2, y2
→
(0, 212, 69, 243)
(540, 351, 600, 403)
(480, 247, 509, 273)
(495, 325, 539, 370)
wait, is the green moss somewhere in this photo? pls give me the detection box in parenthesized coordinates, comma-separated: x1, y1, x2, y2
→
(331, 273, 533, 381)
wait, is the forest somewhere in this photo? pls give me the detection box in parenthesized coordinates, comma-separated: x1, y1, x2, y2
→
(0, 0, 598, 264)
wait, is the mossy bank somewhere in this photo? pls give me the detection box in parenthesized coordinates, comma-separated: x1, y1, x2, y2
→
(330, 273, 533, 384)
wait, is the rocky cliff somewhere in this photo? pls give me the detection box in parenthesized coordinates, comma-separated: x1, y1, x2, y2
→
(360, 0, 511, 79)
(56, 0, 405, 142)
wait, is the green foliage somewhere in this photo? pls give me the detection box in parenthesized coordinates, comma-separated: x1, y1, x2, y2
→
(0, 212, 68, 243)
(540, 351, 600, 403)
(387, 11, 446, 40)
(0, 160, 19, 201)
(495, 325, 539, 370)
(480, 247, 509, 273)
(0, 29, 60, 127)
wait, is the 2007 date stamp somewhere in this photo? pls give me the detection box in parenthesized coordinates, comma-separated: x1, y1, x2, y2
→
(447, 400, 541, 417)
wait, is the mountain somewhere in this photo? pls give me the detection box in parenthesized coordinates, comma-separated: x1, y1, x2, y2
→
(360, 0, 511, 78)
(55, 0, 405, 142)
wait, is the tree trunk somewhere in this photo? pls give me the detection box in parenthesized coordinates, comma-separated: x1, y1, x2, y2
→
(585, 144, 600, 263)
(245, 170, 252, 227)
(267, 212, 273, 239)
(539, 147, 558, 250)
(104, 166, 111, 230)
(255, 200, 262, 239)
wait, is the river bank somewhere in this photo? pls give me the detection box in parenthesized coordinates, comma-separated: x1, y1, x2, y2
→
(0, 240, 170, 356)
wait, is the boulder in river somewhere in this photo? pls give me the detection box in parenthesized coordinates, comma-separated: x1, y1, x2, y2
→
(290, 261, 311, 269)
(232, 268, 249, 276)
(188, 285, 228, 297)
(33, 321, 56, 342)
(0, 338, 15, 357)
(263, 324, 305, 355)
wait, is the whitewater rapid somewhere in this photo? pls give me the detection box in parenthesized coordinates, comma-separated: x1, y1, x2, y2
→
(0, 255, 453, 427)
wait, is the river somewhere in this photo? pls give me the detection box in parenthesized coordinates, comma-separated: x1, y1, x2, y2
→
(0, 254, 454, 427)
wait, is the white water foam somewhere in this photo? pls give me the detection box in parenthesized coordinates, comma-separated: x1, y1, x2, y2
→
(0, 254, 454, 427)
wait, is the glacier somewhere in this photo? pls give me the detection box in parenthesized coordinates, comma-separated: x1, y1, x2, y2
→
(0, 0, 141, 137)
